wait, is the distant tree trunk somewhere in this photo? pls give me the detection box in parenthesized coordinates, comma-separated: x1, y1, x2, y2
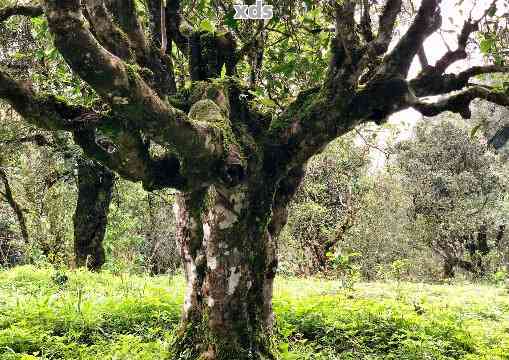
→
(444, 255, 481, 279)
(475, 224, 489, 276)
(496, 224, 506, 248)
(496, 224, 508, 272)
(0, 168, 29, 244)
(146, 193, 179, 275)
(73, 158, 114, 271)
(464, 224, 490, 276)
(456, 259, 477, 274)
(477, 224, 490, 255)
(443, 257, 456, 278)
(319, 204, 359, 272)
(146, 193, 161, 274)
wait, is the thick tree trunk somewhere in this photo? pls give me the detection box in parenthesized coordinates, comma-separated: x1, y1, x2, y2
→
(73, 158, 114, 271)
(170, 183, 278, 359)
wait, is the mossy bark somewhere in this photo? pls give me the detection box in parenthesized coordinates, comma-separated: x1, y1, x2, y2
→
(170, 183, 278, 359)
(73, 158, 114, 271)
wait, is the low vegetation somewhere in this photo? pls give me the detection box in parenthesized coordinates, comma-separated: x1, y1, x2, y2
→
(1, 266, 508, 360)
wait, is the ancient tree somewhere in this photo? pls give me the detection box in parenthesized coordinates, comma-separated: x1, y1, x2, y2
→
(1, 0, 509, 358)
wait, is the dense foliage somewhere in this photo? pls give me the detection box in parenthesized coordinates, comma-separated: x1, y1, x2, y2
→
(394, 121, 508, 278)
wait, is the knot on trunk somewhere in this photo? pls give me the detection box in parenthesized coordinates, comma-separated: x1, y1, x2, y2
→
(186, 83, 246, 187)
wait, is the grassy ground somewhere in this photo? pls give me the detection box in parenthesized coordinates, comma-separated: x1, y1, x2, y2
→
(0, 266, 508, 359)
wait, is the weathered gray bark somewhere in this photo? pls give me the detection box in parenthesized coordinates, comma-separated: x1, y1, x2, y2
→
(73, 158, 114, 271)
(171, 181, 279, 359)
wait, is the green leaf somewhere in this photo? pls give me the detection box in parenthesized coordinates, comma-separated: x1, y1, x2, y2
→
(278, 342, 289, 353)
(199, 19, 214, 33)
(488, 4, 497, 17)
(273, 61, 296, 76)
(10, 52, 26, 60)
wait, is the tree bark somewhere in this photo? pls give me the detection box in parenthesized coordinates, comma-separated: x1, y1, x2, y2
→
(73, 158, 114, 271)
(171, 183, 278, 359)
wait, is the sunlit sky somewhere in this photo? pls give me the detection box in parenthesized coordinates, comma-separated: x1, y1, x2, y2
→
(365, 0, 509, 169)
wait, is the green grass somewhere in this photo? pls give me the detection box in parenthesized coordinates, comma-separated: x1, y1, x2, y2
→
(0, 266, 508, 359)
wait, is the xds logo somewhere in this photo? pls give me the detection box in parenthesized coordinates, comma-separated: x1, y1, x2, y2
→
(234, 0, 273, 20)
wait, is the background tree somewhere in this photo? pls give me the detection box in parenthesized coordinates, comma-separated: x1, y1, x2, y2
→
(1, 0, 509, 358)
(394, 120, 506, 278)
(103, 179, 180, 274)
(73, 157, 114, 270)
(1, 108, 178, 273)
(279, 135, 369, 275)
(0, 8, 116, 270)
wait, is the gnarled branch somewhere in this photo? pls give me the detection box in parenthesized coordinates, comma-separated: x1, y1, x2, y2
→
(41, 0, 214, 163)
(86, 0, 176, 95)
(375, 0, 441, 80)
(0, 4, 43, 22)
(0, 70, 98, 131)
(84, 0, 134, 61)
(372, 0, 402, 55)
(106, 0, 147, 53)
(413, 86, 509, 119)
(424, 0, 497, 77)
(359, 0, 374, 43)
(0, 69, 188, 190)
(410, 65, 509, 97)
(489, 126, 509, 150)
(0, 167, 29, 244)
(74, 128, 187, 191)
